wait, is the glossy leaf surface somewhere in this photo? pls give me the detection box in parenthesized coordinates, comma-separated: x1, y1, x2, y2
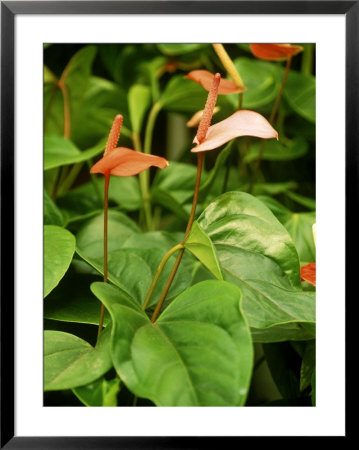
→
(198, 192, 315, 341)
(91, 281, 253, 406)
(44, 225, 76, 297)
(44, 325, 112, 391)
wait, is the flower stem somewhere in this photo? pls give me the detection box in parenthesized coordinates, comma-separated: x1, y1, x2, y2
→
(150, 152, 204, 323)
(97, 172, 110, 340)
(132, 131, 153, 231)
(58, 80, 70, 139)
(142, 243, 184, 311)
(248, 56, 292, 193)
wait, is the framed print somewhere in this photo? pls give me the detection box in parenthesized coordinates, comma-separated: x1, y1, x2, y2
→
(1, 0, 354, 447)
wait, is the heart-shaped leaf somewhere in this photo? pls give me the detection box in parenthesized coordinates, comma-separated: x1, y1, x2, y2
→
(91, 280, 253, 406)
(76, 247, 190, 309)
(44, 225, 76, 297)
(198, 192, 315, 342)
(44, 325, 112, 391)
(44, 135, 106, 171)
(76, 210, 140, 258)
(185, 221, 222, 280)
(160, 75, 208, 113)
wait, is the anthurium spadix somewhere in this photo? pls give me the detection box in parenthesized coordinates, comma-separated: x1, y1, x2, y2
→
(249, 43, 303, 61)
(90, 115, 168, 338)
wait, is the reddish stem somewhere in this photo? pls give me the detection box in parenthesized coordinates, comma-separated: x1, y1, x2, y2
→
(97, 172, 110, 340)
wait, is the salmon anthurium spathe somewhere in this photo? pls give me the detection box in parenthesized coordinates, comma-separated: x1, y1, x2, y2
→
(90, 148, 168, 176)
(249, 44, 303, 61)
(191, 110, 278, 152)
(186, 70, 245, 94)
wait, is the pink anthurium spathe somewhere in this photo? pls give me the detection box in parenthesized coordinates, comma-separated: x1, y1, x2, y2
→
(186, 70, 246, 94)
(250, 44, 303, 61)
(191, 110, 278, 152)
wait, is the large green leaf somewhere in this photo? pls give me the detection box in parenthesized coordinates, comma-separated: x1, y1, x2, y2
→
(258, 196, 316, 263)
(128, 84, 151, 134)
(233, 57, 281, 109)
(44, 269, 110, 326)
(73, 377, 120, 406)
(44, 135, 106, 171)
(284, 70, 315, 123)
(185, 221, 222, 280)
(151, 162, 208, 219)
(159, 75, 208, 113)
(91, 280, 253, 406)
(44, 325, 112, 391)
(57, 176, 142, 223)
(76, 210, 140, 258)
(44, 225, 76, 297)
(198, 192, 315, 342)
(76, 247, 189, 310)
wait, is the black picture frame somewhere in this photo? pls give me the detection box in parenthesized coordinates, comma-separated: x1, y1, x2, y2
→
(1, 1, 353, 447)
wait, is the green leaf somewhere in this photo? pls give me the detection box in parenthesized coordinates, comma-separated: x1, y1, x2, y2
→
(233, 57, 281, 109)
(252, 181, 297, 196)
(76, 247, 190, 309)
(284, 70, 316, 123)
(91, 280, 253, 406)
(160, 75, 208, 113)
(128, 84, 152, 134)
(198, 142, 233, 202)
(198, 192, 315, 342)
(44, 189, 64, 226)
(244, 137, 308, 163)
(259, 196, 316, 263)
(44, 46, 97, 138)
(44, 225, 76, 297)
(185, 221, 222, 280)
(44, 269, 111, 326)
(151, 162, 208, 219)
(44, 65, 57, 84)
(44, 135, 105, 171)
(71, 76, 130, 149)
(284, 191, 316, 210)
(73, 377, 120, 406)
(58, 176, 142, 223)
(157, 44, 209, 55)
(76, 210, 140, 259)
(300, 340, 315, 391)
(311, 370, 316, 406)
(44, 325, 112, 391)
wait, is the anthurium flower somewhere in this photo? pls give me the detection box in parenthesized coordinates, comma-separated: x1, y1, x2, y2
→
(249, 44, 303, 61)
(300, 262, 316, 286)
(191, 110, 278, 152)
(90, 148, 168, 176)
(186, 70, 245, 94)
